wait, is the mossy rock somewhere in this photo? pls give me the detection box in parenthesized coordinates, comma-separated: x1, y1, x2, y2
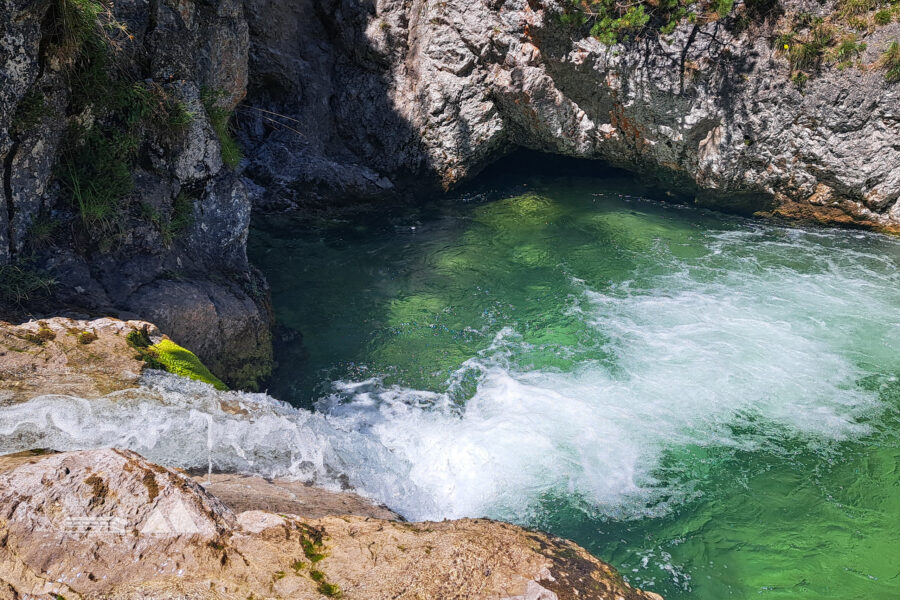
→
(147, 339, 228, 391)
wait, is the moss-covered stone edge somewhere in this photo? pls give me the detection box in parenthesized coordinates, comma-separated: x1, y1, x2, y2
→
(126, 326, 228, 390)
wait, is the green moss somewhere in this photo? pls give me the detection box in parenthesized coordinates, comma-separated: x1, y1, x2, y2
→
(317, 582, 341, 598)
(302, 538, 325, 563)
(127, 327, 227, 390)
(147, 339, 228, 390)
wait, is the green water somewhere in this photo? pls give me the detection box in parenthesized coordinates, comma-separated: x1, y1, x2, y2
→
(250, 173, 900, 600)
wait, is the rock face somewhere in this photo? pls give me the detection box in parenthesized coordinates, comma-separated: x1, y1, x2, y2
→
(242, 0, 900, 231)
(0, 448, 664, 600)
(0, 316, 241, 402)
(0, 317, 155, 404)
(0, 0, 271, 389)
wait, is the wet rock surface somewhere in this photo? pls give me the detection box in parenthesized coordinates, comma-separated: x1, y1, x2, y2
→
(0, 448, 663, 600)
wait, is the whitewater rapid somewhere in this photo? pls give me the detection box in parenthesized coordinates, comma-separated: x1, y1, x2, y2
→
(2, 226, 895, 523)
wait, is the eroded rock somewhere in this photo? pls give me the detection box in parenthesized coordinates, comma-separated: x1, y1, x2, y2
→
(0, 448, 663, 599)
(243, 0, 900, 231)
(0, 317, 157, 404)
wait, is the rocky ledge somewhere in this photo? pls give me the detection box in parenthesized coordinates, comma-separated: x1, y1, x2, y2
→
(0, 448, 662, 600)
(0, 316, 228, 404)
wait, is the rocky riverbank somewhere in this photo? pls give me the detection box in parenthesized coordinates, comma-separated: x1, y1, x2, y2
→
(0, 316, 663, 598)
(2, 0, 899, 392)
(0, 447, 663, 599)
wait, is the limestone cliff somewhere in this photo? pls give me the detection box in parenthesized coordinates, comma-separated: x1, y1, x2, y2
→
(243, 0, 900, 230)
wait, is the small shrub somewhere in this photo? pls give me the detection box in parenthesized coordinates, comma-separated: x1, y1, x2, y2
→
(23, 323, 57, 345)
(77, 330, 98, 344)
(126, 326, 152, 349)
(714, 0, 735, 18)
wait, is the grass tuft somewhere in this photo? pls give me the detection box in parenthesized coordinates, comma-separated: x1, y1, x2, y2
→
(881, 40, 900, 82)
(201, 88, 242, 169)
(0, 264, 57, 305)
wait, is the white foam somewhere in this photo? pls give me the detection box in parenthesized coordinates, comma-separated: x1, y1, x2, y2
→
(0, 225, 896, 523)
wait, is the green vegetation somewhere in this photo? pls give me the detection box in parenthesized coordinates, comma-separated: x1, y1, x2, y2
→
(126, 327, 227, 390)
(22, 323, 57, 345)
(12, 89, 49, 132)
(140, 192, 195, 247)
(774, 0, 898, 84)
(26, 215, 61, 250)
(162, 192, 195, 246)
(310, 571, 341, 597)
(77, 330, 98, 344)
(882, 40, 900, 82)
(557, 0, 756, 45)
(0, 263, 57, 305)
(202, 88, 242, 169)
(290, 559, 305, 573)
(43, 0, 194, 249)
(302, 538, 325, 563)
(874, 8, 892, 23)
(831, 34, 866, 68)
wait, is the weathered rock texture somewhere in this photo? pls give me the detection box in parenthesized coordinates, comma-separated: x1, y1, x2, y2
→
(0, 317, 156, 404)
(0, 0, 272, 389)
(197, 472, 402, 520)
(0, 448, 663, 599)
(242, 0, 900, 231)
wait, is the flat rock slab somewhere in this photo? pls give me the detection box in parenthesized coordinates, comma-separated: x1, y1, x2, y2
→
(0, 317, 157, 404)
(196, 472, 401, 520)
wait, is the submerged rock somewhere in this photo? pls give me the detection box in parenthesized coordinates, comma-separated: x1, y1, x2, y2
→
(0, 448, 663, 599)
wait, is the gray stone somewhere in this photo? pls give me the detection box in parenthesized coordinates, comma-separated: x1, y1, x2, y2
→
(243, 0, 900, 229)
